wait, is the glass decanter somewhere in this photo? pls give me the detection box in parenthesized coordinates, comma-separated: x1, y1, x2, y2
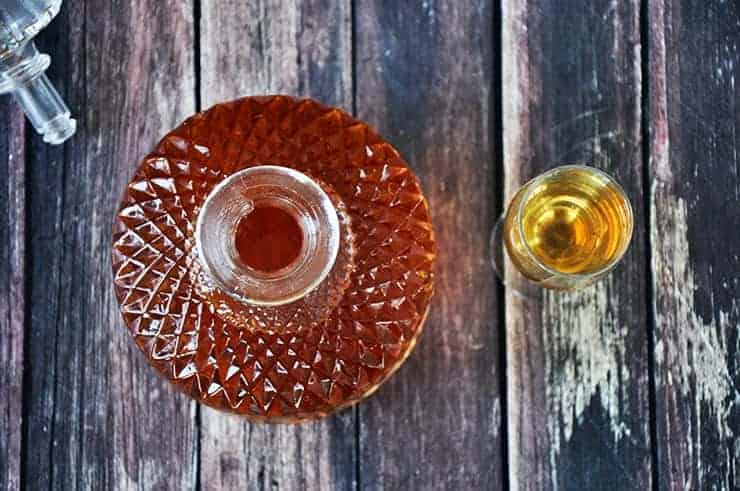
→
(0, 0, 76, 144)
(112, 96, 437, 421)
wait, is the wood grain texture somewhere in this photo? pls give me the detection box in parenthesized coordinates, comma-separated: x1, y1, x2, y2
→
(0, 100, 25, 491)
(648, 1, 739, 489)
(23, 1, 198, 488)
(198, 1, 356, 490)
(355, 2, 504, 489)
(5, 1, 739, 489)
(502, 0, 652, 489)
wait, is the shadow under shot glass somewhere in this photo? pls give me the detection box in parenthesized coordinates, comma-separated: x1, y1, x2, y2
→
(491, 164, 634, 293)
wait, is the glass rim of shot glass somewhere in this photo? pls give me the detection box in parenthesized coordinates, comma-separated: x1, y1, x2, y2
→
(513, 164, 634, 282)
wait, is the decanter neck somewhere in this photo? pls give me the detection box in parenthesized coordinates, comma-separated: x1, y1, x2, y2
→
(195, 165, 340, 306)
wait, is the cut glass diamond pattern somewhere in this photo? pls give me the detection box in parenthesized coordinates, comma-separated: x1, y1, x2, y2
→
(112, 96, 436, 421)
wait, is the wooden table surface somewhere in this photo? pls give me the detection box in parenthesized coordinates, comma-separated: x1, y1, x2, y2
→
(1, 1, 738, 490)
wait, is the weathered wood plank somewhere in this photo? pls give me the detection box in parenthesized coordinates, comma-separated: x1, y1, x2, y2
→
(198, 1, 356, 490)
(502, 0, 652, 489)
(23, 1, 198, 488)
(648, 1, 739, 489)
(355, 2, 504, 489)
(0, 99, 25, 491)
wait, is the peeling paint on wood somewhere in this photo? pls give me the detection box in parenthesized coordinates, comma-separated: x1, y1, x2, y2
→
(543, 280, 639, 455)
(502, 0, 652, 489)
(3, 0, 739, 488)
(198, 2, 357, 490)
(652, 195, 736, 416)
(651, 188, 739, 490)
(0, 100, 25, 491)
(649, 1, 739, 488)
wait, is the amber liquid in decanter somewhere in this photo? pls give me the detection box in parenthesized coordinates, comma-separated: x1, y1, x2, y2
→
(112, 95, 436, 421)
(234, 205, 304, 272)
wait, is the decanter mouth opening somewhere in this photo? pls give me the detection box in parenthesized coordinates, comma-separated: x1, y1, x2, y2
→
(195, 165, 340, 306)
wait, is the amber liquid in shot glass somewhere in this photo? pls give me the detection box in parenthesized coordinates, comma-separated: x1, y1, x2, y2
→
(502, 165, 633, 290)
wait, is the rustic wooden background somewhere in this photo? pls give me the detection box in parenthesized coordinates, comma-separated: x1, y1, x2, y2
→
(1, 0, 738, 490)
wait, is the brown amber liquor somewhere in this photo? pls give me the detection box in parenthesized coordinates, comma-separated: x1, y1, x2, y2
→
(502, 165, 632, 289)
(235, 205, 304, 272)
(111, 96, 436, 421)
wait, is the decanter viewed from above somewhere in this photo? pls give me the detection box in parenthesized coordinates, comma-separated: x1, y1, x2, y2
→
(112, 96, 437, 421)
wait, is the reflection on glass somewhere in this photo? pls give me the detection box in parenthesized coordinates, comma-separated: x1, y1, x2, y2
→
(493, 165, 633, 291)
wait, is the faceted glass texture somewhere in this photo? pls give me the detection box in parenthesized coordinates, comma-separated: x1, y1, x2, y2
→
(112, 96, 436, 421)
